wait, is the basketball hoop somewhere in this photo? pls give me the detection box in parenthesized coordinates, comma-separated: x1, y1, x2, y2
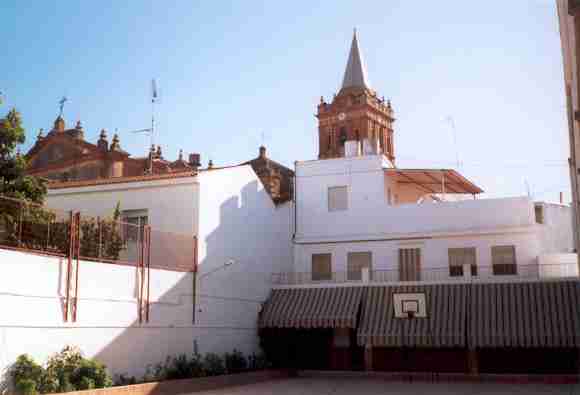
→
(393, 293, 427, 319)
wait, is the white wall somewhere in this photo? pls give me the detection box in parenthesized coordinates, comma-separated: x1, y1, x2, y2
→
(0, 250, 206, 382)
(293, 229, 541, 281)
(538, 253, 579, 278)
(4, 165, 293, 383)
(536, 202, 574, 254)
(46, 177, 199, 236)
(195, 167, 293, 328)
(296, 156, 536, 242)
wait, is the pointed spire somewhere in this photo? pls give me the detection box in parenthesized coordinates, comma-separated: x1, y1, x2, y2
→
(341, 28, 371, 90)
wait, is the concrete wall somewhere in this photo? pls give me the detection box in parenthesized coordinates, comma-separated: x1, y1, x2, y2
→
(538, 253, 579, 278)
(194, 166, 293, 342)
(295, 155, 536, 242)
(0, 250, 202, 381)
(536, 202, 574, 254)
(3, 165, 293, 382)
(557, 0, 580, 255)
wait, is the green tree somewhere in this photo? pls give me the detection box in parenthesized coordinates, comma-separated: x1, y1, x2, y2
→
(0, 109, 46, 203)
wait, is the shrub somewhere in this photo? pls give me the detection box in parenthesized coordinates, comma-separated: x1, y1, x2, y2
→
(15, 379, 37, 395)
(224, 349, 247, 374)
(115, 373, 137, 386)
(164, 354, 191, 380)
(11, 354, 43, 391)
(70, 359, 112, 389)
(202, 353, 225, 376)
(9, 347, 112, 394)
(247, 353, 270, 371)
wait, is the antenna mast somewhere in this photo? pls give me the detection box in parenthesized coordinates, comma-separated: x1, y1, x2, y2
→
(128, 79, 159, 174)
(443, 115, 461, 169)
(151, 78, 157, 148)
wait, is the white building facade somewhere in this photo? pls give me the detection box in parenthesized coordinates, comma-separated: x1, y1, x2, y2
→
(0, 164, 293, 381)
(283, 154, 577, 285)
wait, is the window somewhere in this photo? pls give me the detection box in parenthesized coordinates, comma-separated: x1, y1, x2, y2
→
(347, 252, 372, 280)
(448, 247, 477, 277)
(328, 186, 348, 211)
(491, 245, 517, 275)
(535, 205, 544, 224)
(121, 209, 148, 241)
(399, 248, 421, 281)
(312, 253, 332, 281)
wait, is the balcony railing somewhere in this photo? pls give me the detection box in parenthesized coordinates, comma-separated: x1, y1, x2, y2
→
(271, 263, 579, 285)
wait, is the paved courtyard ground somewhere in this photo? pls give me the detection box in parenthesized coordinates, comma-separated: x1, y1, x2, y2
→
(188, 376, 579, 395)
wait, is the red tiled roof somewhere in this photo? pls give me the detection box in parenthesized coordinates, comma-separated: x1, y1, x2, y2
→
(47, 164, 248, 190)
(48, 171, 198, 189)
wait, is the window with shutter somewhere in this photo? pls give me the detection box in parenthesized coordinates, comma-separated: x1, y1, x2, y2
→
(448, 247, 477, 277)
(347, 252, 372, 280)
(398, 248, 421, 281)
(328, 186, 348, 211)
(312, 253, 332, 281)
(491, 245, 517, 275)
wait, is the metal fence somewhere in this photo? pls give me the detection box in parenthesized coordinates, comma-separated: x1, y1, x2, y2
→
(271, 263, 579, 285)
(0, 195, 198, 323)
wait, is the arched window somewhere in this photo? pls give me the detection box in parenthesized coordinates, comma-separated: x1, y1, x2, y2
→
(339, 127, 348, 146)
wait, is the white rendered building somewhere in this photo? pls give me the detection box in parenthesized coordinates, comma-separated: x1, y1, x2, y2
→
(0, 152, 293, 380)
(283, 154, 576, 286)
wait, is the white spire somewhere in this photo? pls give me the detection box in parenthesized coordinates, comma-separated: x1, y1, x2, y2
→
(341, 28, 371, 90)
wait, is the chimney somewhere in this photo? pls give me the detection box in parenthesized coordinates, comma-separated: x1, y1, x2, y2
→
(259, 145, 266, 159)
(560, 191, 564, 204)
(188, 153, 201, 169)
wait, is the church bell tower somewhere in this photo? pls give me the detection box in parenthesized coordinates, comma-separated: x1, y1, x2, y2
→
(316, 29, 395, 163)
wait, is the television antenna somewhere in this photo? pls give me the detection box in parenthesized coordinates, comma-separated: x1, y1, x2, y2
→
(129, 79, 160, 173)
(442, 115, 461, 169)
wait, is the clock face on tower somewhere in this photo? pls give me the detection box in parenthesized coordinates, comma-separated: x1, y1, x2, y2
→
(338, 112, 346, 121)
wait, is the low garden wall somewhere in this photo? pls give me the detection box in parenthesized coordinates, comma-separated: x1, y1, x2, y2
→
(50, 370, 290, 395)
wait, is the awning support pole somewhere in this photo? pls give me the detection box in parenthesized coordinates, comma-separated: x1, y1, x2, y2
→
(468, 349, 479, 376)
(364, 344, 373, 371)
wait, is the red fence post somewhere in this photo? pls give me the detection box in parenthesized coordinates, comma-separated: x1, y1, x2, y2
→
(192, 235, 198, 324)
(72, 212, 80, 322)
(64, 210, 76, 322)
(145, 225, 151, 323)
(138, 221, 144, 324)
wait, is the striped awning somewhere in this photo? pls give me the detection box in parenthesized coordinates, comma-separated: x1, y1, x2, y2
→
(259, 287, 365, 329)
(469, 281, 580, 348)
(357, 284, 469, 348)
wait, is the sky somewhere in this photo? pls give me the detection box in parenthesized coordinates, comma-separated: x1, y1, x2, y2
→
(0, 0, 570, 201)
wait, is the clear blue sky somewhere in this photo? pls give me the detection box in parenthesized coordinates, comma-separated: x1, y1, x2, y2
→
(0, 0, 569, 200)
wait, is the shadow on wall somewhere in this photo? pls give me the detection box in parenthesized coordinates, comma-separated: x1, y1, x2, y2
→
(88, 179, 288, 379)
